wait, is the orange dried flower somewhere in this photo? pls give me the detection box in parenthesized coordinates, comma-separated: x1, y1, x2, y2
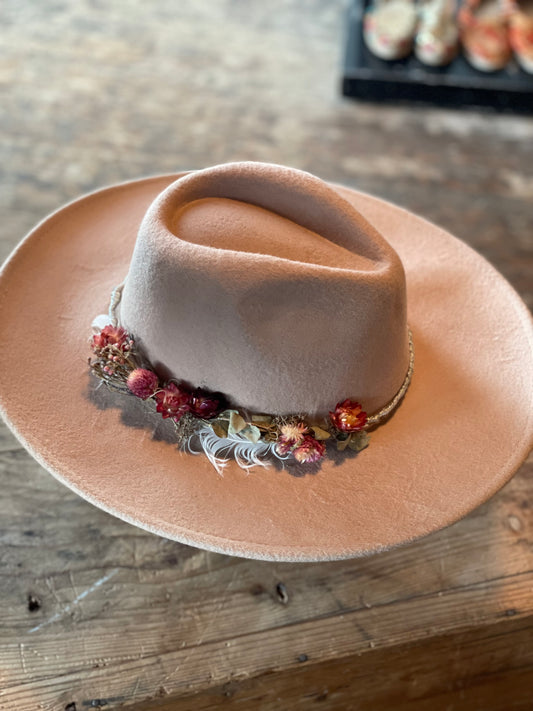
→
(329, 399, 367, 432)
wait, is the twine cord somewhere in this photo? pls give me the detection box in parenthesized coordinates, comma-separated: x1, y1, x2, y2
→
(365, 328, 414, 427)
(108, 282, 124, 326)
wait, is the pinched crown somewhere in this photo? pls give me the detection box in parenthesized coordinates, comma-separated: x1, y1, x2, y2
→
(118, 162, 410, 417)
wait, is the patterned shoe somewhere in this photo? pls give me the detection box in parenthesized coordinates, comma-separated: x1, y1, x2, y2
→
(508, 0, 533, 73)
(363, 0, 418, 60)
(458, 0, 512, 71)
(415, 0, 460, 65)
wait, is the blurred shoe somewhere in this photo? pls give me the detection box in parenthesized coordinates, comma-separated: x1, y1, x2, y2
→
(508, 0, 533, 72)
(415, 0, 460, 65)
(363, 0, 418, 60)
(458, 0, 512, 71)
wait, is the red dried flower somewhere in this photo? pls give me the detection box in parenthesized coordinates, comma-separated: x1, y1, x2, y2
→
(154, 382, 191, 420)
(329, 399, 367, 432)
(292, 436, 326, 464)
(189, 389, 224, 419)
(127, 368, 159, 399)
(92, 325, 130, 352)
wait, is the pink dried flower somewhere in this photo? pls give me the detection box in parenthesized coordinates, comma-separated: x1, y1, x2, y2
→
(280, 422, 308, 442)
(154, 382, 191, 420)
(275, 421, 308, 456)
(92, 325, 130, 353)
(292, 436, 326, 464)
(127, 368, 159, 399)
(329, 399, 367, 432)
(276, 439, 294, 456)
(189, 389, 225, 419)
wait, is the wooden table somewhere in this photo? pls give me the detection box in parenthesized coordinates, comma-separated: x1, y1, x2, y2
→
(1, 2, 532, 709)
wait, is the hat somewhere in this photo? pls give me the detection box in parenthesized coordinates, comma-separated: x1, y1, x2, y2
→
(0, 162, 531, 561)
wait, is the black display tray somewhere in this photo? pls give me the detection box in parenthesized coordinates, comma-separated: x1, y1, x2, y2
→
(342, 0, 533, 113)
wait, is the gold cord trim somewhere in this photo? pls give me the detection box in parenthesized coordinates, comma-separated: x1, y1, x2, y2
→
(365, 329, 414, 427)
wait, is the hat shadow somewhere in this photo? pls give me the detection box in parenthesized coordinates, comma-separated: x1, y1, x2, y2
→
(86, 375, 178, 446)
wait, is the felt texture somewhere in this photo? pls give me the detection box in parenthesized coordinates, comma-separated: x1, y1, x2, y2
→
(0, 170, 532, 562)
(119, 163, 409, 416)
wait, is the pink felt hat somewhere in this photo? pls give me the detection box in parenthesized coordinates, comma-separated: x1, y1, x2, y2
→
(0, 162, 532, 561)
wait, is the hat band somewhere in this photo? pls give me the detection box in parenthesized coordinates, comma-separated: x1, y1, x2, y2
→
(102, 282, 414, 429)
(89, 285, 414, 472)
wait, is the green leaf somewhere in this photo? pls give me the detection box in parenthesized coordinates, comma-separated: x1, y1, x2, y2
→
(241, 425, 261, 443)
(312, 426, 331, 441)
(228, 411, 247, 435)
(218, 409, 237, 422)
(348, 431, 370, 452)
(251, 414, 272, 424)
(211, 421, 229, 438)
(337, 436, 351, 451)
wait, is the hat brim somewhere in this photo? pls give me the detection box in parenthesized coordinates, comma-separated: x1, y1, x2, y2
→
(1, 174, 532, 562)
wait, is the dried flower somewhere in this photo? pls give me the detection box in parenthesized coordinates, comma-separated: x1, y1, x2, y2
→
(275, 420, 308, 456)
(92, 325, 130, 353)
(127, 368, 159, 399)
(292, 436, 326, 463)
(329, 399, 367, 432)
(280, 421, 308, 442)
(189, 389, 225, 419)
(154, 382, 191, 420)
(275, 439, 293, 456)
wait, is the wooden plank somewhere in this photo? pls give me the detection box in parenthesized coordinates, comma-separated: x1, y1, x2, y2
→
(136, 617, 533, 710)
(2, 567, 533, 707)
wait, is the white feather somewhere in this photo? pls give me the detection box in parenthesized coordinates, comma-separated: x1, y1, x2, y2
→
(186, 426, 288, 475)
(91, 314, 112, 331)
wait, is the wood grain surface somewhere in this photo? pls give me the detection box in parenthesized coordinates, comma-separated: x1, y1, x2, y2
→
(1, 1, 532, 709)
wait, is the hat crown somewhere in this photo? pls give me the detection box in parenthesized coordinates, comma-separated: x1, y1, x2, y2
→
(120, 162, 409, 416)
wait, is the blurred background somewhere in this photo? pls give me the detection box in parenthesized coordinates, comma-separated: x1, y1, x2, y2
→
(1, 0, 532, 312)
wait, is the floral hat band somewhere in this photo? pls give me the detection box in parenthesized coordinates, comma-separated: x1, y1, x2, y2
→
(90, 282, 414, 473)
